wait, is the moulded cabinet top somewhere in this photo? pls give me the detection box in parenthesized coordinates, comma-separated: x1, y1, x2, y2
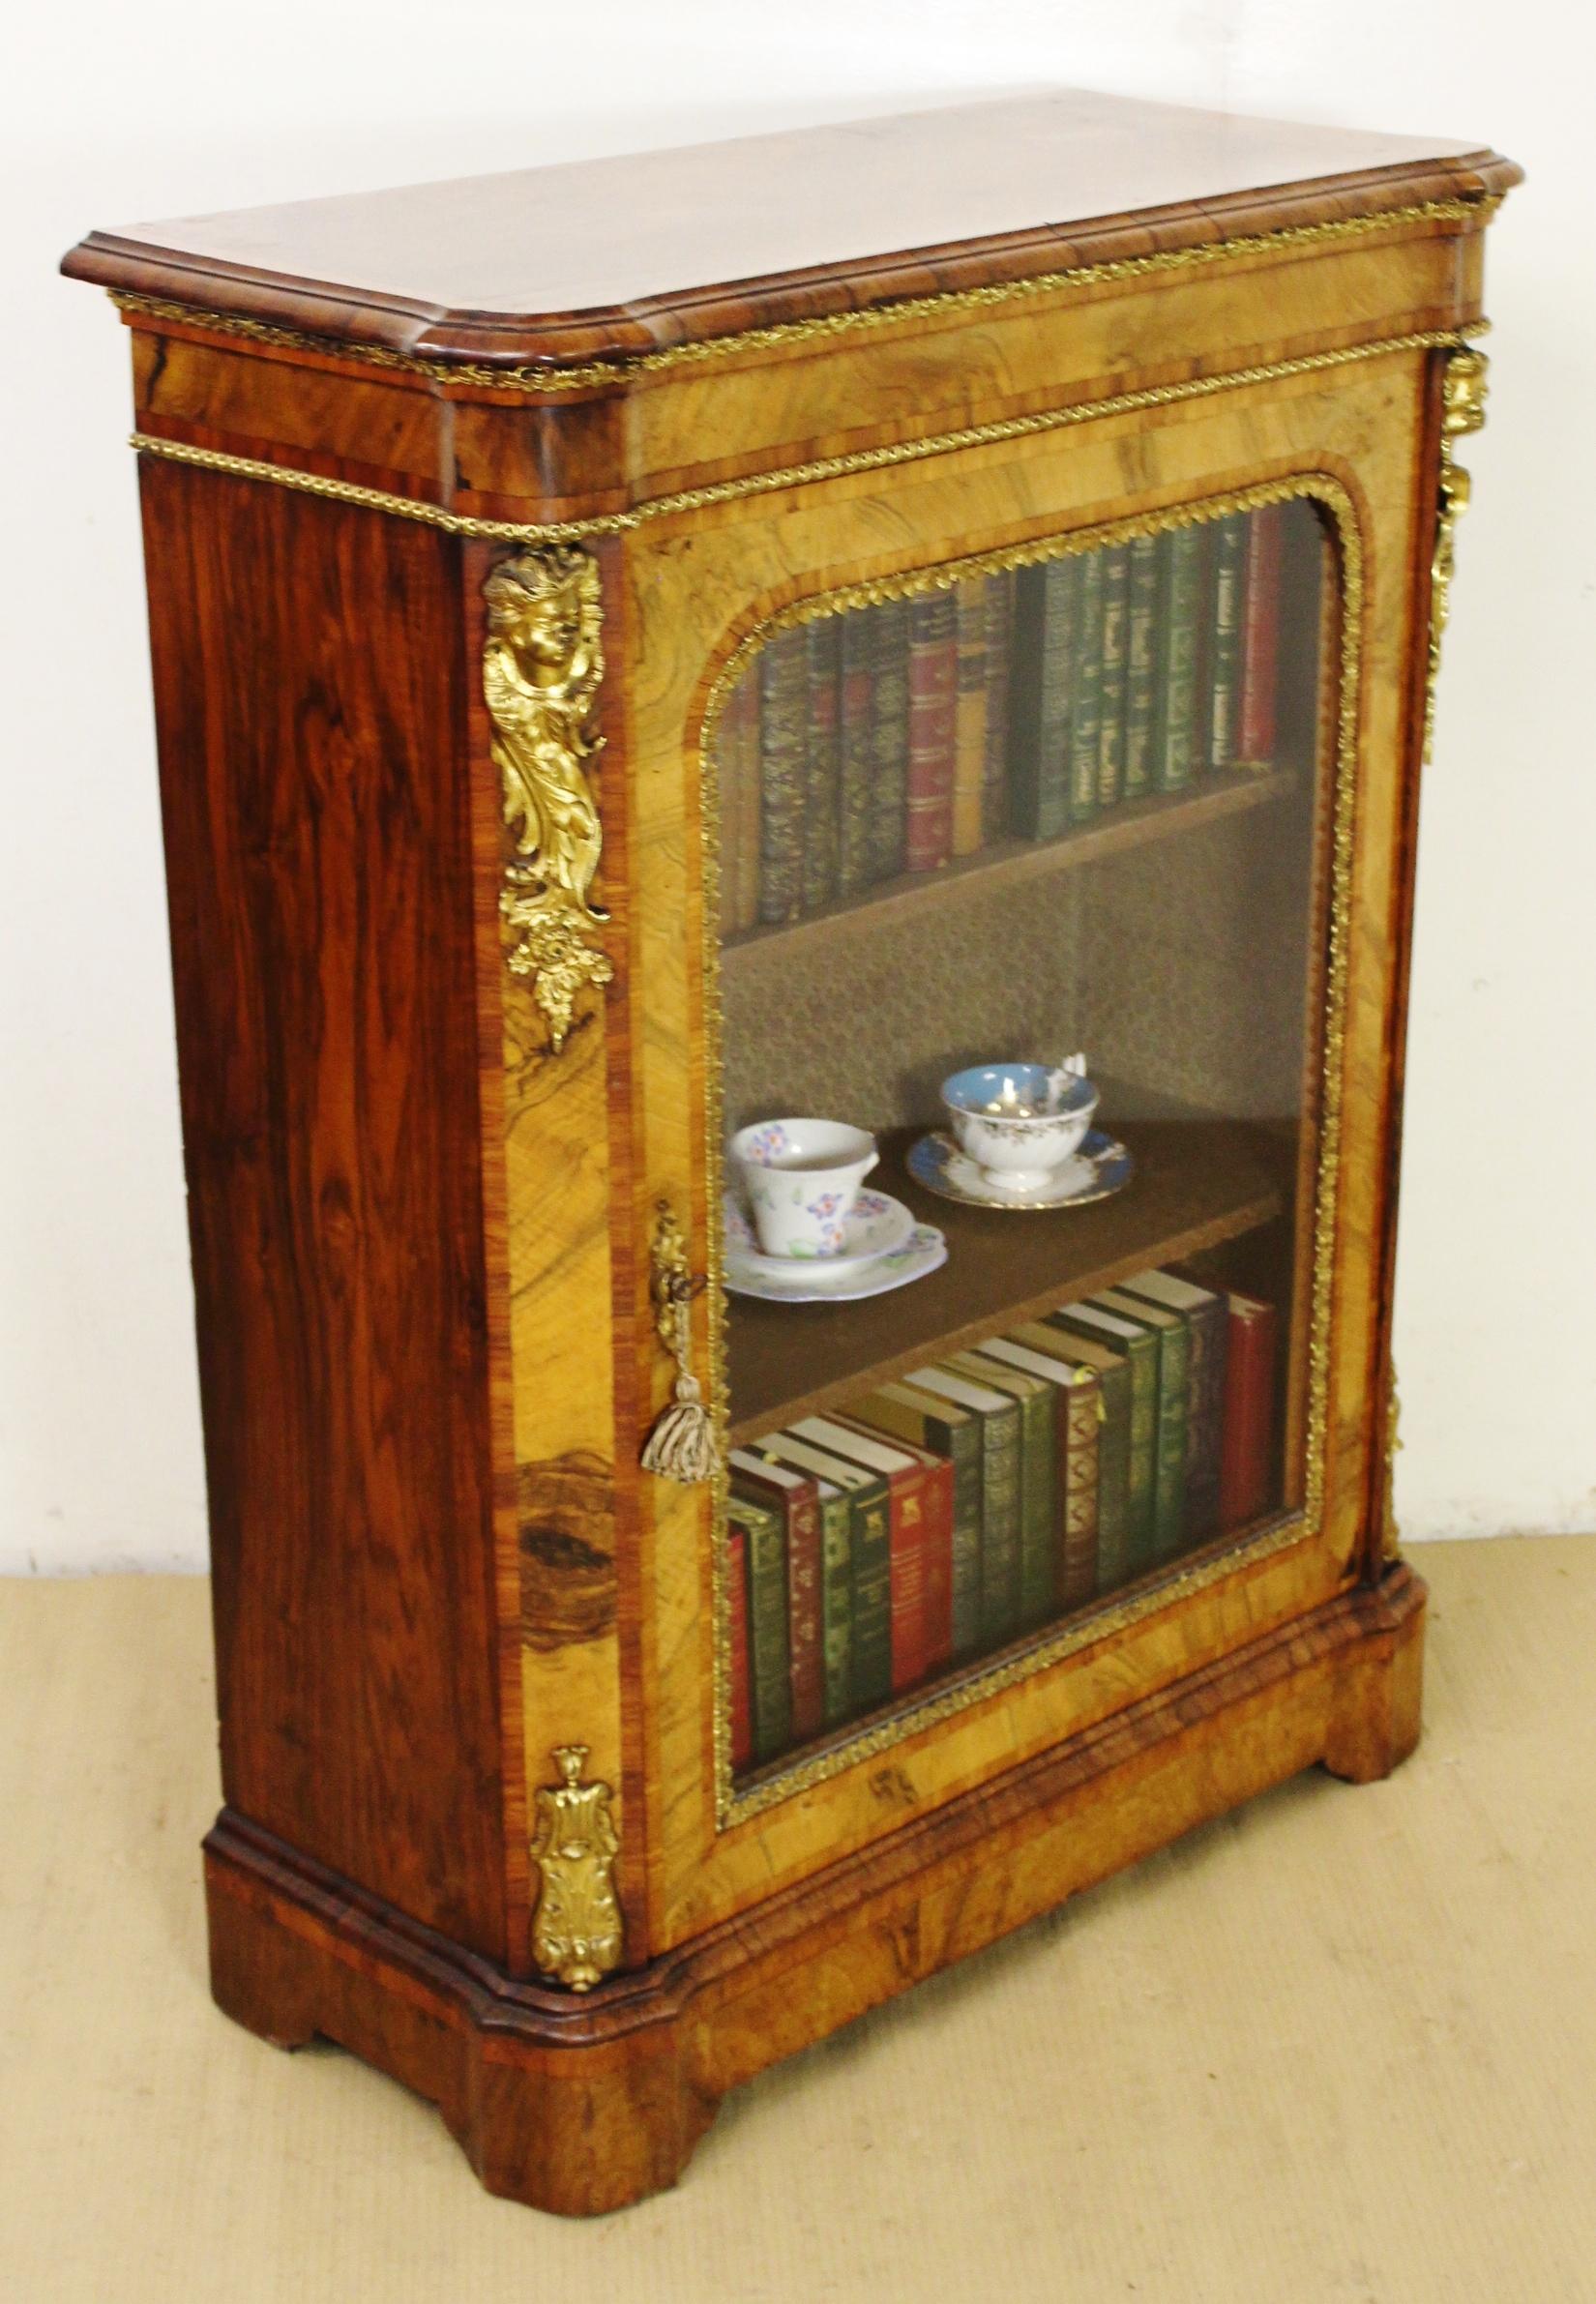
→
(62, 88, 1518, 370)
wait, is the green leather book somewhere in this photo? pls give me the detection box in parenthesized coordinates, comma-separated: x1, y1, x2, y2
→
(1092, 1290, 1192, 1562)
(1122, 532, 1161, 802)
(781, 1424, 894, 1710)
(909, 1364, 1023, 1648)
(756, 624, 809, 924)
(1007, 555, 1078, 842)
(1048, 1302, 1159, 1572)
(726, 1492, 790, 1762)
(1120, 1268, 1229, 1543)
(1202, 514, 1247, 774)
(1013, 1322, 1133, 1593)
(1153, 525, 1204, 793)
(868, 599, 911, 881)
(800, 615, 842, 911)
(847, 1380, 983, 1662)
(977, 1332, 1101, 1609)
(748, 1431, 858, 1728)
(1067, 546, 1106, 825)
(948, 1349, 1058, 1630)
(1096, 543, 1131, 810)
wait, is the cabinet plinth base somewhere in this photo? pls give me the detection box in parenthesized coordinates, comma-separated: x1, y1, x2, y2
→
(205, 1560, 1425, 2216)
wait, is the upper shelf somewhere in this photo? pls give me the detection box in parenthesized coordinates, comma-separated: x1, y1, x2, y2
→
(726, 1117, 1281, 1443)
(724, 765, 1297, 962)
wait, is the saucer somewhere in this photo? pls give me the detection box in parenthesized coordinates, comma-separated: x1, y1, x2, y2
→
(725, 1222, 947, 1303)
(724, 1187, 913, 1275)
(906, 1130, 1134, 1211)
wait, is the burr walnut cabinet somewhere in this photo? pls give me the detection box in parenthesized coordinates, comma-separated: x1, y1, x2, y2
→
(64, 91, 1518, 2215)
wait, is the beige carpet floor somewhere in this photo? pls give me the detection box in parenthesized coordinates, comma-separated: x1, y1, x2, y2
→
(2, 1537, 1593, 2303)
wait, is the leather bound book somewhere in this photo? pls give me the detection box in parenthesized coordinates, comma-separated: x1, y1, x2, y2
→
(908, 1364, 1023, 1648)
(1237, 504, 1284, 767)
(1049, 1303, 1160, 1573)
(850, 1380, 983, 1663)
(728, 1450, 825, 1740)
(976, 1335, 1101, 1609)
(1067, 546, 1107, 824)
(835, 1414, 956, 1677)
(1091, 1291, 1192, 1562)
(1011, 1321, 1130, 1593)
(1122, 532, 1161, 802)
(1122, 1268, 1229, 1542)
(793, 1416, 930, 1692)
(904, 589, 959, 871)
(952, 576, 990, 857)
(1096, 543, 1131, 811)
(727, 1521, 753, 1772)
(837, 608, 877, 898)
(1202, 514, 1247, 774)
(981, 569, 1016, 842)
(749, 1431, 859, 1728)
(756, 625, 810, 923)
(1153, 525, 1204, 793)
(726, 1493, 790, 1764)
(801, 617, 842, 912)
(1219, 1290, 1280, 1530)
(1008, 555, 1077, 842)
(948, 1349, 1059, 1630)
(868, 599, 911, 881)
(764, 1428, 892, 1713)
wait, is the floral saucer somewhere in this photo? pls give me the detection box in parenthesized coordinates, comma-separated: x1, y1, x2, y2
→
(723, 1187, 914, 1275)
(725, 1222, 947, 1303)
(906, 1129, 1134, 1211)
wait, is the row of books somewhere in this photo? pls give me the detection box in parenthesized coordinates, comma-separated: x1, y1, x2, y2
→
(726, 1270, 1278, 1774)
(718, 503, 1289, 938)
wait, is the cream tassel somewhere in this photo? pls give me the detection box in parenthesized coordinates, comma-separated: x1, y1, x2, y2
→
(640, 1201, 719, 1487)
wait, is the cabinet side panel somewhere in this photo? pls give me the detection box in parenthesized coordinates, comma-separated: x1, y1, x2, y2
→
(139, 459, 508, 1960)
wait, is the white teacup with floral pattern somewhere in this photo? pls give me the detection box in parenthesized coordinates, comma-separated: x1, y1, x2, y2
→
(730, 1118, 879, 1258)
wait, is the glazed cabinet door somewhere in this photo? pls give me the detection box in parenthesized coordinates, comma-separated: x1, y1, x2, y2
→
(625, 340, 1445, 1957)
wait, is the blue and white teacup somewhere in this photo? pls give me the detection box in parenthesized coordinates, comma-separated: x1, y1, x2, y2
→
(940, 1058, 1098, 1196)
(729, 1117, 879, 1258)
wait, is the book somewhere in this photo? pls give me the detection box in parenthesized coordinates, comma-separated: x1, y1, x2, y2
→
(849, 1380, 984, 1662)
(800, 617, 842, 912)
(1096, 543, 1131, 810)
(837, 607, 877, 897)
(1202, 514, 1247, 774)
(756, 625, 809, 924)
(792, 1416, 930, 1693)
(981, 569, 1016, 842)
(716, 669, 761, 936)
(1219, 1289, 1280, 1529)
(906, 1364, 1023, 1648)
(768, 1429, 893, 1711)
(1121, 1268, 1229, 1542)
(835, 1416, 956, 1677)
(869, 600, 911, 881)
(1067, 546, 1106, 824)
(904, 589, 959, 871)
(748, 1431, 858, 1727)
(1048, 1302, 1160, 1573)
(726, 1493, 790, 1762)
(1008, 555, 1077, 842)
(952, 576, 990, 857)
(1237, 504, 1284, 767)
(977, 1333, 1103, 1609)
(727, 1520, 753, 1772)
(1011, 1320, 1132, 1593)
(1153, 526, 1205, 793)
(1122, 531, 1161, 802)
(1090, 1291, 1191, 1562)
(729, 1450, 824, 1739)
(947, 1349, 1058, 1629)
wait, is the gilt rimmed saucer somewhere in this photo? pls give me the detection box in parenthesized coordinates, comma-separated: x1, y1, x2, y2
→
(724, 1187, 914, 1276)
(725, 1222, 947, 1303)
(906, 1130, 1134, 1211)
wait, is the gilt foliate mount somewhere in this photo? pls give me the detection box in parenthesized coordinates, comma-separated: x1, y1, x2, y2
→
(484, 546, 613, 1049)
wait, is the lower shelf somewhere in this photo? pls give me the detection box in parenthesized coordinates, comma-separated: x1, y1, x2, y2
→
(205, 1562, 1424, 2217)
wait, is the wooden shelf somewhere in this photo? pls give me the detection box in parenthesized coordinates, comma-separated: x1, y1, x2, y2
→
(724, 767, 1295, 962)
(726, 1117, 1283, 1442)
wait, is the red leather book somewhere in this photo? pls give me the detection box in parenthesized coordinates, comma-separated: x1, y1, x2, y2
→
(727, 1449, 825, 1739)
(793, 1415, 931, 1691)
(726, 1522, 753, 1772)
(839, 1415, 955, 1675)
(1218, 1291, 1279, 1530)
(904, 589, 959, 871)
(1236, 504, 1284, 767)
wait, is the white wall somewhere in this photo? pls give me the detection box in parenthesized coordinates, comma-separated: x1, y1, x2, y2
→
(3, 1, 1590, 1571)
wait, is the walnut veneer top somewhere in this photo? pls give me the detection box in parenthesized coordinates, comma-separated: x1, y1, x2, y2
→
(62, 90, 1518, 369)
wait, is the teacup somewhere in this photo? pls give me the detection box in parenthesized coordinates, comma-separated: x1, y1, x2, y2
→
(940, 1058, 1098, 1195)
(729, 1117, 879, 1258)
